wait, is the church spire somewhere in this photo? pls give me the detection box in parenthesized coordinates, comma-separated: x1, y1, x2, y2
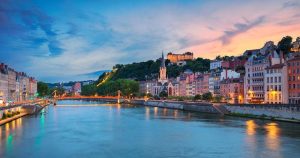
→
(161, 51, 165, 68)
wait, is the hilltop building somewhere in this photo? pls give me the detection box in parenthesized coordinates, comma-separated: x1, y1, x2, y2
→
(167, 52, 193, 63)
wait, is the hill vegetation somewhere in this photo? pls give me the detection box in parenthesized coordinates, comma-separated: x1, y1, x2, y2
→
(103, 57, 210, 82)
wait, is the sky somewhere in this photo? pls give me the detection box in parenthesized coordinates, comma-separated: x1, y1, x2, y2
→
(1, 0, 300, 82)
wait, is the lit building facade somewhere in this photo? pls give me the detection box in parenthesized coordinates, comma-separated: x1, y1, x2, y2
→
(263, 51, 288, 104)
(0, 64, 8, 103)
(195, 73, 210, 95)
(8, 68, 16, 102)
(287, 56, 300, 104)
(220, 77, 244, 104)
(0, 63, 36, 103)
(244, 55, 268, 104)
(167, 52, 193, 63)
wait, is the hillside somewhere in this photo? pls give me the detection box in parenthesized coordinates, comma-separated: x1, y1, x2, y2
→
(97, 57, 210, 82)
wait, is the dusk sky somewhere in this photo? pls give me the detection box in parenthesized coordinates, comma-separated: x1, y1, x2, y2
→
(1, 0, 300, 82)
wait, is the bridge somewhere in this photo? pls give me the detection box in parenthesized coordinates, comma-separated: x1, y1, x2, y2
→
(54, 96, 131, 104)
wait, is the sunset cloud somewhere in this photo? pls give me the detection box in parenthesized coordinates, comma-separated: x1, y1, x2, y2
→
(0, 0, 299, 82)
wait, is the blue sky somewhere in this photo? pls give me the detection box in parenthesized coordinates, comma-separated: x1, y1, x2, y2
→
(1, 0, 300, 82)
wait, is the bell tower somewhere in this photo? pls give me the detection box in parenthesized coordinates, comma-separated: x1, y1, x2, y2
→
(159, 52, 167, 84)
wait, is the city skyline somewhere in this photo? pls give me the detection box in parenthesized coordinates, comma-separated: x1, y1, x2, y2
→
(1, 0, 300, 82)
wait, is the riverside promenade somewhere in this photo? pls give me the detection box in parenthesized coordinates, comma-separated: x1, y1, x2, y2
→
(0, 99, 49, 126)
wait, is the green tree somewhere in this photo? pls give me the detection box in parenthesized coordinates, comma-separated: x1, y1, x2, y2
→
(194, 94, 202, 100)
(37, 81, 49, 97)
(202, 92, 213, 101)
(213, 95, 223, 103)
(49, 87, 65, 97)
(159, 91, 168, 98)
(81, 84, 97, 96)
(96, 79, 139, 97)
(277, 36, 293, 55)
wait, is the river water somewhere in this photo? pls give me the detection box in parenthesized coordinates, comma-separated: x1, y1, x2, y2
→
(0, 100, 300, 158)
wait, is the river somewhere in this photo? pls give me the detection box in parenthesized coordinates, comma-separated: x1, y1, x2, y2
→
(1, 100, 300, 158)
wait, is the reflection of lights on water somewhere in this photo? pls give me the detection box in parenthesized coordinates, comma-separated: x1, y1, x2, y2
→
(187, 113, 191, 119)
(264, 122, 280, 151)
(246, 120, 257, 136)
(145, 107, 150, 120)
(16, 118, 22, 128)
(11, 120, 16, 130)
(154, 107, 158, 117)
(173, 110, 178, 118)
(163, 108, 167, 116)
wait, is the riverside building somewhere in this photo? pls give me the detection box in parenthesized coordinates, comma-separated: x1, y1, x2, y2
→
(264, 52, 288, 104)
(0, 63, 37, 103)
(244, 55, 268, 104)
(287, 56, 300, 104)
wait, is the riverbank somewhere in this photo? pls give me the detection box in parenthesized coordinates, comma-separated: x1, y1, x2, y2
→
(57, 97, 300, 123)
(0, 100, 50, 126)
(0, 112, 28, 126)
(129, 99, 300, 123)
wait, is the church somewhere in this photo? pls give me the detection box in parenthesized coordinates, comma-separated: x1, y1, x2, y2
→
(141, 53, 175, 97)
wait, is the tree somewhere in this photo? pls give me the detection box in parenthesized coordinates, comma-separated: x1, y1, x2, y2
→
(277, 36, 293, 55)
(194, 94, 202, 100)
(37, 81, 49, 97)
(81, 84, 97, 96)
(96, 79, 139, 97)
(49, 87, 65, 97)
(146, 93, 153, 98)
(215, 55, 221, 60)
(213, 95, 223, 103)
(159, 91, 168, 98)
(202, 92, 213, 101)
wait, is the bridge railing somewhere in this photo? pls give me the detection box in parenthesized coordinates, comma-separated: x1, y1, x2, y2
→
(56, 96, 119, 100)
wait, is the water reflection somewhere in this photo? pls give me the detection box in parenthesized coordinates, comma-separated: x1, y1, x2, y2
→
(154, 107, 158, 117)
(1, 100, 300, 158)
(145, 107, 150, 120)
(264, 122, 281, 151)
(246, 120, 257, 136)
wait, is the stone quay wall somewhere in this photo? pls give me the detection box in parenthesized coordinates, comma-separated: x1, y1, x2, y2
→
(225, 104, 300, 120)
(130, 100, 219, 114)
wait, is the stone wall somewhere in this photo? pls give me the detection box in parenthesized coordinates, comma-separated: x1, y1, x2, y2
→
(225, 104, 300, 120)
(142, 100, 219, 114)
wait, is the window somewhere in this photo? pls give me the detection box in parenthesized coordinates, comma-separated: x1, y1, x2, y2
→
(275, 77, 277, 83)
(279, 77, 281, 82)
(267, 77, 269, 83)
(279, 85, 281, 91)
(271, 77, 273, 83)
(279, 94, 281, 101)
